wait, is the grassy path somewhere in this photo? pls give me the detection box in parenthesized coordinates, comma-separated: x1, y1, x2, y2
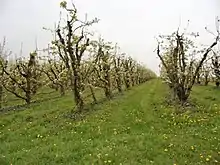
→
(0, 79, 220, 165)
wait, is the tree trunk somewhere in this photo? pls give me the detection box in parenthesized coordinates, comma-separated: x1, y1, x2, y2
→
(60, 85, 65, 96)
(0, 84, 3, 109)
(124, 74, 131, 89)
(26, 77, 31, 104)
(55, 85, 59, 91)
(204, 75, 209, 86)
(116, 78, 122, 93)
(216, 81, 220, 87)
(72, 70, 84, 111)
(73, 84, 84, 111)
(104, 69, 112, 99)
(196, 74, 201, 84)
(176, 86, 188, 106)
(104, 87, 112, 99)
(89, 85, 97, 104)
(136, 76, 139, 85)
(131, 77, 135, 86)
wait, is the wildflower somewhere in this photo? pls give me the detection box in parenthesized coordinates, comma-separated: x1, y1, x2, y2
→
(168, 143, 174, 147)
(164, 149, 168, 152)
(97, 153, 101, 158)
(200, 155, 203, 158)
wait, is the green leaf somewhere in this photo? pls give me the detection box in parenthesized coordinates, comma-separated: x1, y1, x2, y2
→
(60, 1, 67, 9)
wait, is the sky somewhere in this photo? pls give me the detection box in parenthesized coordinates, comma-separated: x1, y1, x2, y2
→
(0, 0, 219, 74)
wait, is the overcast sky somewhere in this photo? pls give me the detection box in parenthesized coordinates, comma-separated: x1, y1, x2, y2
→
(0, 0, 219, 73)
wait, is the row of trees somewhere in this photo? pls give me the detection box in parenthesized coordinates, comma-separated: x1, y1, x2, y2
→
(157, 19, 220, 105)
(0, 42, 155, 110)
(0, 1, 156, 110)
(212, 51, 220, 86)
(194, 56, 220, 87)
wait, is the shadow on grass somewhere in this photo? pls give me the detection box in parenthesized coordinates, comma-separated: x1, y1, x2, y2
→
(64, 92, 125, 121)
(0, 95, 61, 113)
(162, 92, 200, 114)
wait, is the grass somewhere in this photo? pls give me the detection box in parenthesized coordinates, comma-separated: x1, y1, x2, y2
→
(0, 85, 117, 111)
(0, 79, 220, 165)
(0, 87, 61, 109)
